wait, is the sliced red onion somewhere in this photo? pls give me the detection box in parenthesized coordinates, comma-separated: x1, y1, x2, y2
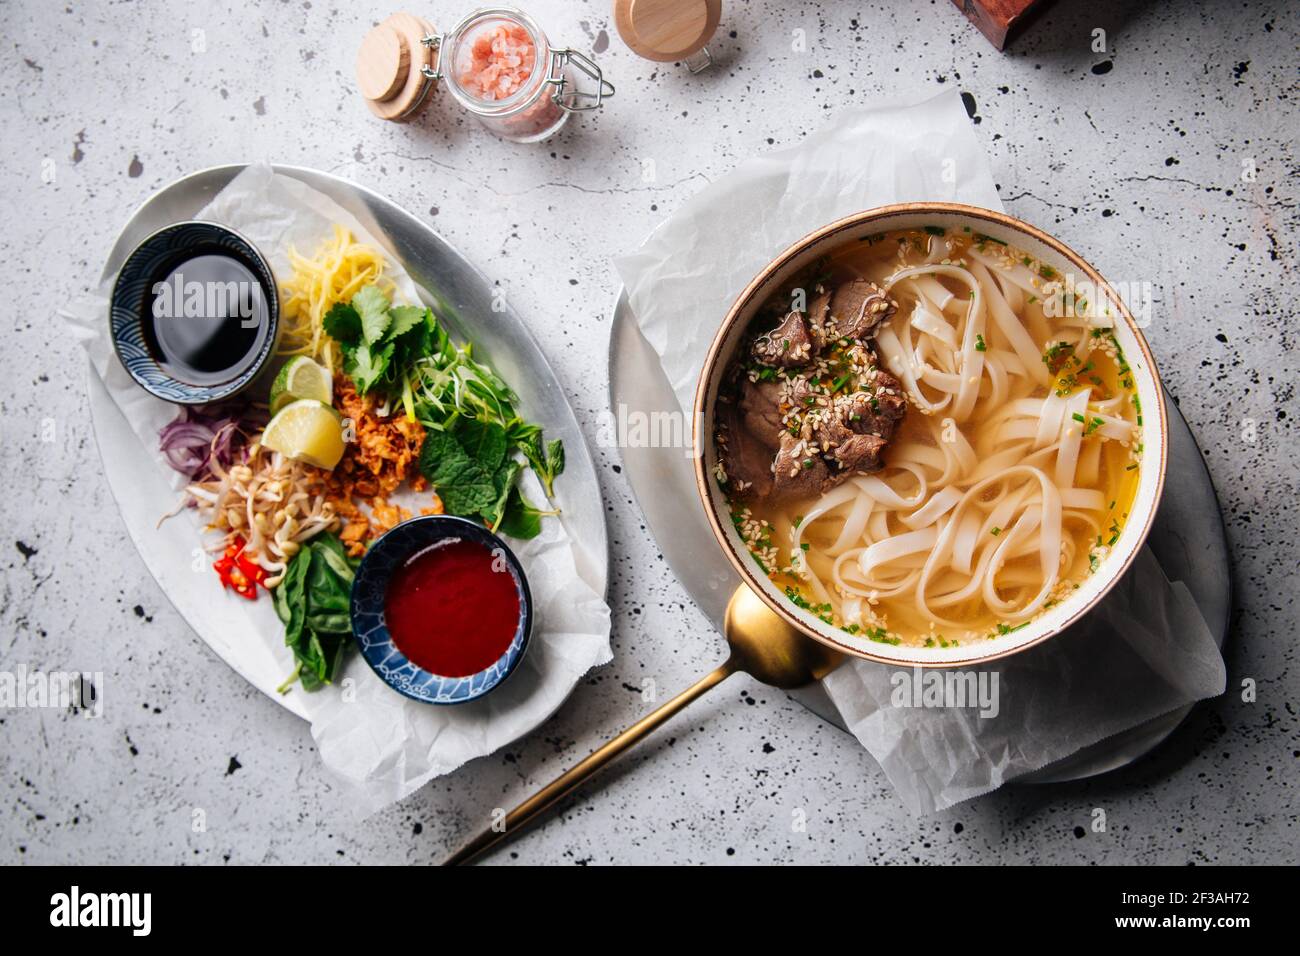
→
(159, 404, 265, 481)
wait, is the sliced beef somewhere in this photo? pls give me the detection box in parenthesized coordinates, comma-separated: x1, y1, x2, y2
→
(771, 434, 830, 500)
(716, 275, 909, 507)
(808, 413, 851, 456)
(829, 279, 896, 340)
(739, 379, 786, 450)
(828, 432, 888, 475)
(752, 310, 814, 368)
(805, 290, 832, 351)
(843, 374, 907, 438)
(716, 402, 773, 500)
(784, 375, 819, 416)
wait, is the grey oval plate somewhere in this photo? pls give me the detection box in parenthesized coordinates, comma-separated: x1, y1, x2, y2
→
(608, 289, 1230, 784)
(89, 163, 609, 718)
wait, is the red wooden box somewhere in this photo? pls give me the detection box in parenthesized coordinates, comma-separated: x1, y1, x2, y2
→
(951, 0, 1050, 49)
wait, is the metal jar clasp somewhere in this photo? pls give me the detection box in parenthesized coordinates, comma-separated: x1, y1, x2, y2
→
(419, 32, 445, 80)
(547, 49, 615, 112)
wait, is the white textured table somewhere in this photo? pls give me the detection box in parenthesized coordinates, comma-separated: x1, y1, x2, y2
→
(2, 1, 1296, 865)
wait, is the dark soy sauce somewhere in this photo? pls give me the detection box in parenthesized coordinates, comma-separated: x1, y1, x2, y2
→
(144, 251, 270, 385)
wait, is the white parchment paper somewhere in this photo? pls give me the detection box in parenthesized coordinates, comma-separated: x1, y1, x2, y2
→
(614, 90, 1226, 813)
(63, 164, 612, 812)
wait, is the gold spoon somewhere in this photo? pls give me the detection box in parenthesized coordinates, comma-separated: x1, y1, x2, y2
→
(443, 585, 843, 865)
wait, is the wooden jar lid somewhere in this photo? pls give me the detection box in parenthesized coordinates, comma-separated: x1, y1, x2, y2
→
(356, 12, 437, 122)
(614, 0, 721, 62)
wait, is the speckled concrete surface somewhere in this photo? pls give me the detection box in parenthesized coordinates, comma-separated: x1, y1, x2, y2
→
(1, 1, 1296, 865)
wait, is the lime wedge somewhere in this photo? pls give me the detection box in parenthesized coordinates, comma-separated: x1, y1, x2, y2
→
(261, 399, 345, 470)
(270, 356, 332, 415)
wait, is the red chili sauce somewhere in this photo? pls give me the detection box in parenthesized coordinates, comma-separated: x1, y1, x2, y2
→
(383, 539, 521, 677)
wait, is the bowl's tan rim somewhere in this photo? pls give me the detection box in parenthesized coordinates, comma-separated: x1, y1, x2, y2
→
(691, 202, 1170, 668)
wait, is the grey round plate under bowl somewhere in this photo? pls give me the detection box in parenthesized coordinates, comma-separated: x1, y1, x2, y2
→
(88, 164, 609, 719)
(607, 288, 1230, 784)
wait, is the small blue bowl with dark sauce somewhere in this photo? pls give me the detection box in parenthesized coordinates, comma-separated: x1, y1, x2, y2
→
(350, 515, 534, 705)
(110, 220, 279, 404)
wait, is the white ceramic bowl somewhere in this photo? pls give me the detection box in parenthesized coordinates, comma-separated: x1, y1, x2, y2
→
(693, 203, 1168, 667)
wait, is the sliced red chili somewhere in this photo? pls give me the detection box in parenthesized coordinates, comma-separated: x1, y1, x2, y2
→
(212, 536, 263, 599)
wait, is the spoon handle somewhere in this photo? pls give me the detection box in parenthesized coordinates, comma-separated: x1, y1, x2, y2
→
(443, 660, 735, 865)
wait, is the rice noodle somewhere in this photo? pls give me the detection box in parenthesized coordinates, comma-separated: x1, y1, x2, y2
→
(728, 228, 1144, 645)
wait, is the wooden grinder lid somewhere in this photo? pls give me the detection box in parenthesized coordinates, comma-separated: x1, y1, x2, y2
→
(614, 0, 721, 62)
(356, 12, 437, 121)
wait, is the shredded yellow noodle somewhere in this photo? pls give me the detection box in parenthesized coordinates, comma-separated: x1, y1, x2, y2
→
(278, 224, 395, 373)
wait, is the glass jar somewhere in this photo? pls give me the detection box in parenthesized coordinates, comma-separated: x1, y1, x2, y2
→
(426, 7, 613, 143)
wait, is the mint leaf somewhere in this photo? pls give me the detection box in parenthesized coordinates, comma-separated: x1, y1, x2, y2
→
(499, 486, 544, 539)
(513, 426, 565, 498)
(418, 429, 496, 516)
(454, 418, 507, 473)
(544, 438, 565, 491)
(483, 459, 521, 530)
(322, 302, 362, 345)
(353, 285, 392, 344)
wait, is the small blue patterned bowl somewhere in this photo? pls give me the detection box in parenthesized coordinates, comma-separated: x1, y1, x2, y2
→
(350, 516, 534, 705)
(109, 220, 280, 405)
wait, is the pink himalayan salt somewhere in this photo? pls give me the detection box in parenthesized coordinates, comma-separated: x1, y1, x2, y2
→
(459, 23, 537, 101)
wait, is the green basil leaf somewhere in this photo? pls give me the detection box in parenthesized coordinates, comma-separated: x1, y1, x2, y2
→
(306, 612, 351, 634)
(315, 542, 356, 585)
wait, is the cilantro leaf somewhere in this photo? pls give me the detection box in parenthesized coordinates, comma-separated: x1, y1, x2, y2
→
(353, 285, 392, 344)
(384, 305, 426, 343)
(345, 340, 393, 395)
(322, 302, 362, 345)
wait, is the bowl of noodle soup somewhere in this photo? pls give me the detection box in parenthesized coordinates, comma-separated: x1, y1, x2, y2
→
(694, 204, 1167, 667)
